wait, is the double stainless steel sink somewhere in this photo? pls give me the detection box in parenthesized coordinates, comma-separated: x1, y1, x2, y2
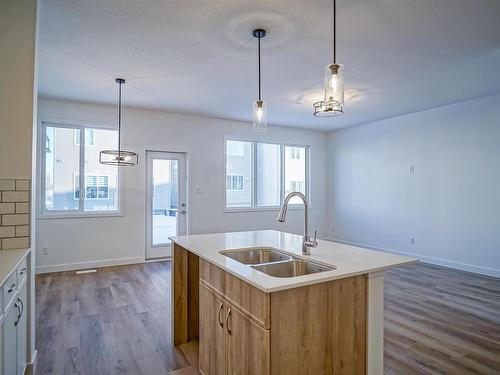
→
(220, 248, 336, 278)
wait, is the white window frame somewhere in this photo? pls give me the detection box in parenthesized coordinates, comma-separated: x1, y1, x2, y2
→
(37, 119, 123, 219)
(224, 138, 310, 211)
(73, 128, 95, 146)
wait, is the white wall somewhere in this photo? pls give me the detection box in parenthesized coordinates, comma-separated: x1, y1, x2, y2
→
(36, 98, 329, 272)
(328, 93, 500, 277)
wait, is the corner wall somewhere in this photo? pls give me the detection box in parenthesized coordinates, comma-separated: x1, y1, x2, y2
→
(328, 93, 500, 277)
(36, 98, 329, 272)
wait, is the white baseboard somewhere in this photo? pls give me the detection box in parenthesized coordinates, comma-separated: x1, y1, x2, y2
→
(324, 238, 500, 278)
(35, 256, 145, 274)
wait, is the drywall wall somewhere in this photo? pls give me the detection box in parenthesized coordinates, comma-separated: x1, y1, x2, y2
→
(328, 93, 500, 277)
(0, 0, 37, 178)
(1, 0, 38, 366)
(36, 98, 329, 272)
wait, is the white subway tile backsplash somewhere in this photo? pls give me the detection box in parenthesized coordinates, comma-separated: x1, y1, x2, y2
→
(15, 226, 29, 237)
(0, 180, 16, 191)
(2, 191, 29, 202)
(2, 237, 29, 250)
(2, 214, 29, 226)
(0, 203, 15, 214)
(0, 178, 31, 250)
(15, 202, 29, 214)
(0, 227, 15, 238)
(15, 180, 30, 191)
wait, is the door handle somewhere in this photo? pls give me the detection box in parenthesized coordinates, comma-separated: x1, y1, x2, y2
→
(225, 309, 232, 335)
(217, 302, 224, 327)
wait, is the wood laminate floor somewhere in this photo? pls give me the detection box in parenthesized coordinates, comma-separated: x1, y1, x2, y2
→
(35, 261, 500, 375)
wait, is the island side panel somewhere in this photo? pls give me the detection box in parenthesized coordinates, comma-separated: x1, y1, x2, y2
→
(172, 243, 200, 346)
(366, 271, 384, 375)
(270, 275, 367, 375)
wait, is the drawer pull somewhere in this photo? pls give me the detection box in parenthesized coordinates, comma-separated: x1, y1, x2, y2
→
(225, 309, 232, 335)
(218, 302, 224, 327)
(20, 267, 27, 275)
(8, 283, 16, 293)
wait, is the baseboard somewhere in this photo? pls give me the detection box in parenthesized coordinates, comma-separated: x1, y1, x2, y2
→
(324, 238, 500, 278)
(25, 350, 37, 375)
(35, 256, 145, 274)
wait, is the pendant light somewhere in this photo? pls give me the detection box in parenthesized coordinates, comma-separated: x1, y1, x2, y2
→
(100, 78, 138, 166)
(313, 0, 344, 117)
(252, 29, 267, 132)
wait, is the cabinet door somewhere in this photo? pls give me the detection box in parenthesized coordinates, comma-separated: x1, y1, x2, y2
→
(226, 305, 270, 375)
(199, 283, 226, 375)
(3, 302, 18, 375)
(16, 283, 28, 375)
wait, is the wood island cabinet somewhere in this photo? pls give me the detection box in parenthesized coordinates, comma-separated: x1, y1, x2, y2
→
(173, 243, 369, 375)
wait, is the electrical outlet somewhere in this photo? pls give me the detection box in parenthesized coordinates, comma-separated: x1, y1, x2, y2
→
(41, 246, 49, 255)
(410, 238, 415, 245)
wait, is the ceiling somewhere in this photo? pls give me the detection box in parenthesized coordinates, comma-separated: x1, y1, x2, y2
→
(38, 0, 500, 131)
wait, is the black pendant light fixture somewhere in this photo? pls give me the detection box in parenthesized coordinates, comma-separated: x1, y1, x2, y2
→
(252, 28, 268, 132)
(313, 0, 344, 117)
(100, 78, 138, 166)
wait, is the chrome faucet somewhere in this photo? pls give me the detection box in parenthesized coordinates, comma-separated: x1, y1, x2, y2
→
(277, 192, 318, 255)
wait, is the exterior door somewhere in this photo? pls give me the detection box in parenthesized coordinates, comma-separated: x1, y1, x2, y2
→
(146, 151, 187, 259)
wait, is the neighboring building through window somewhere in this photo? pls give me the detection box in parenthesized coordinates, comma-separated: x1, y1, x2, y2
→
(41, 122, 119, 215)
(225, 139, 308, 208)
(226, 175, 244, 191)
(74, 175, 110, 200)
(74, 129, 95, 145)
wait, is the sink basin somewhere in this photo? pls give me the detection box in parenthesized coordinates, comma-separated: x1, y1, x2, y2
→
(221, 248, 292, 265)
(251, 259, 336, 277)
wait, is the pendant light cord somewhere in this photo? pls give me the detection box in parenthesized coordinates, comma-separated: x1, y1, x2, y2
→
(258, 35, 262, 101)
(118, 81, 122, 155)
(333, 0, 337, 63)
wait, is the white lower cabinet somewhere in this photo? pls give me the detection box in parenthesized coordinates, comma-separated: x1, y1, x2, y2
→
(1, 281, 28, 375)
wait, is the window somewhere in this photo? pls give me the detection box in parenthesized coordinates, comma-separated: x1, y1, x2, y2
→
(226, 175, 244, 191)
(41, 122, 119, 215)
(74, 129, 95, 145)
(74, 175, 110, 199)
(225, 139, 308, 208)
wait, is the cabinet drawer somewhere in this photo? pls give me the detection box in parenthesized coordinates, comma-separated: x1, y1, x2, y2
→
(17, 258, 28, 284)
(2, 272, 18, 311)
(200, 259, 270, 329)
(200, 259, 226, 294)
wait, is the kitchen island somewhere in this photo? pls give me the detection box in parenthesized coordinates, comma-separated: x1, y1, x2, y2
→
(170, 230, 416, 375)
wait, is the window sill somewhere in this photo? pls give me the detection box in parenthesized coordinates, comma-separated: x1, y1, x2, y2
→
(37, 211, 123, 220)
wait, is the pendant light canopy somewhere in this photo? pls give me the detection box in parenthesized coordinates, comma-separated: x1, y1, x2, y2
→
(313, 0, 344, 117)
(252, 29, 268, 132)
(100, 78, 138, 166)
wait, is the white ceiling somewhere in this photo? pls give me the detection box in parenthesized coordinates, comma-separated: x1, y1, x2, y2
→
(38, 0, 500, 131)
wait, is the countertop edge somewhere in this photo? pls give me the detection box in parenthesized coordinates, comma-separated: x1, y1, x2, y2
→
(170, 235, 418, 293)
(0, 248, 31, 287)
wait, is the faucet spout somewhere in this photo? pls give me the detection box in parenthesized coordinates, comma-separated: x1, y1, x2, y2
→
(277, 192, 318, 255)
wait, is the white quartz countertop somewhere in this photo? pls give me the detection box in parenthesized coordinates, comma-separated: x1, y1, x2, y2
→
(0, 248, 30, 286)
(170, 230, 417, 292)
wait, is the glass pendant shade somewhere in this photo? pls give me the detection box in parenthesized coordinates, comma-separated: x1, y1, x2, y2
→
(324, 63, 344, 108)
(253, 100, 268, 132)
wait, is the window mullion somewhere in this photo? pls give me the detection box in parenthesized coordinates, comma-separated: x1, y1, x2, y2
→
(79, 128, 85, 211)
(280, 144, 285, 205)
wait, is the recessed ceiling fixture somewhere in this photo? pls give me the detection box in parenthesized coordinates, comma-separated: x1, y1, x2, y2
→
(252, 28, 267, 132)
(313, 0, 344, 117)
(100, 78, 138, 166)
